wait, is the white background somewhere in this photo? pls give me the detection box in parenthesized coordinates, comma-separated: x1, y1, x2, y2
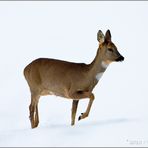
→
(0, 1, 148, 147)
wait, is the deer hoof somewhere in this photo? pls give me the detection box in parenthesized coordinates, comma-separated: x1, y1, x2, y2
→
(78, 116, 81, 121)
(78, 113, 88, 121)
(78, 113, 84, 121)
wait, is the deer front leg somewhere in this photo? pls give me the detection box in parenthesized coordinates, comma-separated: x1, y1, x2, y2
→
(68, 89, 94, 123)
(78, 93, 95, 121)
(68, 89, 91, 100)
(71, 100, 79, 126)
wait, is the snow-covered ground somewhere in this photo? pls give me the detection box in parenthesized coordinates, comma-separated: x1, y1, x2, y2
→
(0, 1, 148, 147)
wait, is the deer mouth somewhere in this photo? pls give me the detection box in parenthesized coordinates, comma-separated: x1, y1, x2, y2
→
(115, 56, 124, 62)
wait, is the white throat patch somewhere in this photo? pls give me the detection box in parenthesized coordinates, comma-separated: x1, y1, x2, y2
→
(96, 72, 104, 81)
(102, 61, 109, 69)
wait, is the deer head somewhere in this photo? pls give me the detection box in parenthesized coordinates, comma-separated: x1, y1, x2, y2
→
(97, 30, 124, 65)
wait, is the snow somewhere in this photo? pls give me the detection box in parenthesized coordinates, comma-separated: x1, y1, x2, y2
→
(0, 1, 148, 147)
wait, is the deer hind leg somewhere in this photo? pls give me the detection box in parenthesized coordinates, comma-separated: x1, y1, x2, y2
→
(78, 93, 95, 121)
(29, 93, 40, 128)
(71, 100, 79, 126)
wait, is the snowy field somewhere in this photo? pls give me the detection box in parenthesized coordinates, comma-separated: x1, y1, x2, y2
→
(0, 1, 148, 147)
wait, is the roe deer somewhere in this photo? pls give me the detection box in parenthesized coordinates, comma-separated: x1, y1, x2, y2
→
(24, 30, 124, 128)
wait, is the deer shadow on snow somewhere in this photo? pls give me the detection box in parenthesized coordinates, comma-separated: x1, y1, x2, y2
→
(48, 117, 136, 130)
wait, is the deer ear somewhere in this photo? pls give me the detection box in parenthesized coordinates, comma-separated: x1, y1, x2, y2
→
(97, 30, 105, 43)
(105, 29, 111, 42)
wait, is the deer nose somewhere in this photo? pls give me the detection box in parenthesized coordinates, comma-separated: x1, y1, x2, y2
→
(116, 55, 124, 62)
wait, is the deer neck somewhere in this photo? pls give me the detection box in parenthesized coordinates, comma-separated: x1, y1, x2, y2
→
(88, 48, 109, 81)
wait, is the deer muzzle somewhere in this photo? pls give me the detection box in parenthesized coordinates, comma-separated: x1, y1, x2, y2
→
(115, 55, 124, 62)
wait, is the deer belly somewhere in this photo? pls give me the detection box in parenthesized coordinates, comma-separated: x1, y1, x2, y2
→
(40, 90, 56, 96)
(40, 87, 70, 99)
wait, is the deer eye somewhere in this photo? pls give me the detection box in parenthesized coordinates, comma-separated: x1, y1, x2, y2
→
(108, 48, 113, 52)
